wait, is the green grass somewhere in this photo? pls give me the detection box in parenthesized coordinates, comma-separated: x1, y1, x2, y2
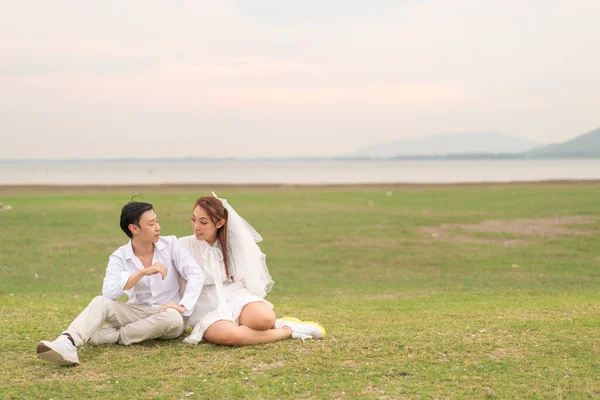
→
(1, 183, 600, 399)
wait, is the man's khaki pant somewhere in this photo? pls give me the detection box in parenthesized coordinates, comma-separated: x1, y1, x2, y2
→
(65, 296, 185, 347)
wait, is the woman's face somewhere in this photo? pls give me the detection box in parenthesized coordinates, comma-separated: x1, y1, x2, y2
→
(191, 205, 219, 244)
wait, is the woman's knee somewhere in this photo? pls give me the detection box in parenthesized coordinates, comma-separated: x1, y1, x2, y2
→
(243, 311, 276, 331)
(239, 303, 276, 330)
(252, 312, 276, 330)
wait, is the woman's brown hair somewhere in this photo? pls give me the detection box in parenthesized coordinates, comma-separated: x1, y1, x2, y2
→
(194, 196, 231, 279)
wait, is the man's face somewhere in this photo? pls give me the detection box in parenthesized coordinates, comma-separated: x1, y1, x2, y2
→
(131, 210, 161, 243)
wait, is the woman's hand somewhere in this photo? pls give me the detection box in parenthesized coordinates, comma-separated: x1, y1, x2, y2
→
(158, 302, 186, 314)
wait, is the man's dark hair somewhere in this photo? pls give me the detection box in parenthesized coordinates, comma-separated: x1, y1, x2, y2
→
(120, 202, 154, 238)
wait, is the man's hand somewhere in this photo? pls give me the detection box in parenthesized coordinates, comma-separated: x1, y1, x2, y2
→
(158, 302, 186, 314)
(124, 263, 168, 291)
(144, 263, 167, 280)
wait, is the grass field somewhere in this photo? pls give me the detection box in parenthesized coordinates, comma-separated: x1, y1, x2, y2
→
(1, 183, 599, 399)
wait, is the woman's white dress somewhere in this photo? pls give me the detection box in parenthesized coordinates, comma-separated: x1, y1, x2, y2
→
(179, 235, 273, 344)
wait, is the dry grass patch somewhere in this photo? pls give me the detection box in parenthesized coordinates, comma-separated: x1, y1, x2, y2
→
(253, 361, 286, 373)
(364, 294, 400, 300)
(488, 347, 525, 361)
(319, 236, 398, 249)
(363, 291, 445, 300)
(422, 216, 595, 245)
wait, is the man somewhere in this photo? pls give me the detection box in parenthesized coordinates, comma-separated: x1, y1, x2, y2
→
(36, 201, 204, 366)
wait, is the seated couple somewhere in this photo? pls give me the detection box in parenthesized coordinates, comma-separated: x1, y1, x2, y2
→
(36, 194, 325, 366)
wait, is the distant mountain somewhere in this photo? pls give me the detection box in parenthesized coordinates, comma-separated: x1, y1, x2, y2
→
(349, 132, 541, 158)
(527, 127, 600, 158)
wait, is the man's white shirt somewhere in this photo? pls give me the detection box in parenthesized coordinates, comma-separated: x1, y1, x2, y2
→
(102, 235, 204, 316)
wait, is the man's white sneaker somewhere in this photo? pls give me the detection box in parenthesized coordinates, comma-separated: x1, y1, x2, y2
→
(36, 335, 80, 366)
(89, 326, 120, 346)
(280, 318, 326, 341)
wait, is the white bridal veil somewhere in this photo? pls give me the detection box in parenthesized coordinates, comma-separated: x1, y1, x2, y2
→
(213, 192, 274, 298)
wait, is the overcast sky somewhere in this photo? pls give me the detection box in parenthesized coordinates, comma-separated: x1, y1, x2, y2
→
(1, 0, 599, 159)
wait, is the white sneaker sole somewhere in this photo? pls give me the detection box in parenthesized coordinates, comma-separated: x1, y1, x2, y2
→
(299, 321, 326, 339)
(36, 341, 79, 366)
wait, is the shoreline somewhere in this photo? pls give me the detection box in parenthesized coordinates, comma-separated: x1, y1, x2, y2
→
(1, 179, 600, 194)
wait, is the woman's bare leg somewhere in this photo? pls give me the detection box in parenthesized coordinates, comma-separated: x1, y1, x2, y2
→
(237, 302, 276, 331)
(203, 320, 292, 346)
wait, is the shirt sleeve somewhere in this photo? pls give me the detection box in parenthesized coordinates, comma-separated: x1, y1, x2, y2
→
(172, 238, 204, 316)
(102, 253, 131, 300)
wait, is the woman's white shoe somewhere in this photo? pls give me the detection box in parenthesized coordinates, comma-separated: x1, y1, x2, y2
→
(279, 318, 326, 341)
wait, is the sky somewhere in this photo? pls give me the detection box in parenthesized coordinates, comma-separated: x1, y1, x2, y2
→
(1, 0, 599, 159)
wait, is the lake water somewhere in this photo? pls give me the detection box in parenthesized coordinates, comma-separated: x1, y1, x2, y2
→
(0, 159, 599, 185)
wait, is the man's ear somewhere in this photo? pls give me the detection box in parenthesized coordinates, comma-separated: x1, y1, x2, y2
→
(128, 223, 139, 236)
(216, 219, 225, 229)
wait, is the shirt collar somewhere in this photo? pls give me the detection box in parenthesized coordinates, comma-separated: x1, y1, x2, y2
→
(194, 237, 221, 250)
(124, 237, 166, 260)
(155, 237, 167, 251)
(124, 240, 135, 260)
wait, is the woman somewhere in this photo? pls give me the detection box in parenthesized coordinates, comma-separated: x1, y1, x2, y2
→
(180, 193, 325, 345)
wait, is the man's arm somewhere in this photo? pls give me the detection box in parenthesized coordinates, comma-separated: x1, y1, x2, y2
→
(102, 255, 167, 300)
(123, 264, 166, 290)
(172, 238, 204, 316)
(102, 254, 131, 300)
